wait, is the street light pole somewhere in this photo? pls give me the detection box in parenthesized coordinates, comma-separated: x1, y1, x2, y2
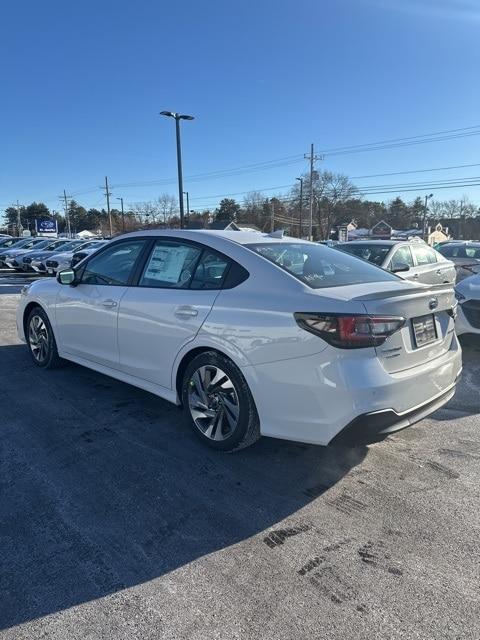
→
(423, 193, 433, 240)
(296, 177, 303, 238)
(183, 191, 190, 226)
(160, 111, 195, 229)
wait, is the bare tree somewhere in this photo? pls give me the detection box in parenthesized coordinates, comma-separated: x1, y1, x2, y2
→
(156, 194, 178, 226)
(240, 191, 266, 227)
(291, 171, 357, 240)
(131, 201, 160, 226)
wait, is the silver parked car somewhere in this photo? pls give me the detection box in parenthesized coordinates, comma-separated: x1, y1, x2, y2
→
(337, 238, 456, 286)
(45, 240, 109, 275)
(28, 239, 90, 274)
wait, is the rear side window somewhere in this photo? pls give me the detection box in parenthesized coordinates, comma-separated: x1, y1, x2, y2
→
(465, 247, 480, 258)
(390, 245, 414, 269)
(190, 250, 230, 289)
(247, 242, 398, 289)
(413, 245, 437, 265)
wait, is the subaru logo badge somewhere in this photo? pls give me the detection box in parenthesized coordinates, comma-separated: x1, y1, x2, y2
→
(429, 297, 438, 310)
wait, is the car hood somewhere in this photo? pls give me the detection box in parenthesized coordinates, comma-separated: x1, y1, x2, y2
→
(2, 248, 35, 258)
(30, 250, 59, 260)
(49, 251, 75, 260)
(456, 273, 480, 299)
(0, 249, 29, 258)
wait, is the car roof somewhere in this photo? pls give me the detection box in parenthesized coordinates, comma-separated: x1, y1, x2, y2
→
(344, 240, 402, 246)
(441, 240, 480, 246)
(114, 229, 309, 246)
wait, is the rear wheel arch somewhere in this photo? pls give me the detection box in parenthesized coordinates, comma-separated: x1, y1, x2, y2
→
(175, 347, 226, 403)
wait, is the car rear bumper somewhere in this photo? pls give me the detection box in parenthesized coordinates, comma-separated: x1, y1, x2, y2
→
(242, 332, 462, 446)
(329, 377, 459, 446)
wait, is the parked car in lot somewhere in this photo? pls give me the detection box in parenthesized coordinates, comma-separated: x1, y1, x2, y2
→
(70, 241, 110, 268)
(455, 272, 480, 336)
(5, 238, 60, 271)
(17, 230, 461, 451)
(336, 238, 456, 286)
(27, 239, 90, 273)
(0, 237, 27, 252)
(1, 238, 53, 268)
(436, 241, 480, 282)
(45, 240, 109, 275)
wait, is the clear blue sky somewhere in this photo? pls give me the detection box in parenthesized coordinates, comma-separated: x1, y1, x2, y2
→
(1, 0, 479, 214)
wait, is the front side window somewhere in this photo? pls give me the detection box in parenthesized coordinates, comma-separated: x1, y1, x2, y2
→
(247, 242, 398, 289)
(139, 241, 202, 288)
(413, 245, 437, 265)
(390, 245, 414, 269)
(81, 240, 145, 285)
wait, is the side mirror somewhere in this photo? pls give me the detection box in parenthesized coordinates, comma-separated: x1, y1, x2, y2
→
(57, 269, 76, 285)
(391, 263, 410, 273)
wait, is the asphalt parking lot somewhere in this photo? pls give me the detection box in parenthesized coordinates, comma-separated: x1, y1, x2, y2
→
(1, 275, 480, 640)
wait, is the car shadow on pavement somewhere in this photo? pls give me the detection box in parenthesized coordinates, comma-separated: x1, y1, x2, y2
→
(0, 344, 367, 631)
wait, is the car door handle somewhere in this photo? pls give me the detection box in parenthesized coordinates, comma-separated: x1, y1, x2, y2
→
(174, 305, 198, 318)
(101, 299, 118, 308)
(412, 273, 419, 279)
(436, 269, 442, 275)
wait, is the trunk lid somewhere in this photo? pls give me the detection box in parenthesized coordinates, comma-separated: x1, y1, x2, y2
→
(353, 284, 456, 373)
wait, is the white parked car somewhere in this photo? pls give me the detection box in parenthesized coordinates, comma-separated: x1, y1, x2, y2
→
(455, 273, 480, 336)
(17, 230, 461, 451)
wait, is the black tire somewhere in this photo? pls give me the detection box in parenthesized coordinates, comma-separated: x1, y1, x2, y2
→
(181, 351, 260, 452)
(26, 306, 64, 369)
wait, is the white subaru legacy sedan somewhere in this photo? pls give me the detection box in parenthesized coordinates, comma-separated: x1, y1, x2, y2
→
(17, 230, 462, 451)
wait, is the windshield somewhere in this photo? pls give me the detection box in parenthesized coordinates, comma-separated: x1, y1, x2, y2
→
(74, 241, 101, 252)
(336, 243, 391, 266)
(246, 242, 398, 289)
(0, 238, 24, 248)
(25, 239, 52, 251)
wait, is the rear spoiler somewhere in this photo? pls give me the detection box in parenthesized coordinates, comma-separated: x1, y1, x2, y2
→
(353, 283, 455, 302)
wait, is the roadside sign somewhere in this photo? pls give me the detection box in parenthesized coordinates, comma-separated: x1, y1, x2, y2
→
(35, 219, 58, 236)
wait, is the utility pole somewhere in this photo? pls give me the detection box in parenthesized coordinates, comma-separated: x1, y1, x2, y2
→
(104, 176, 113, 237)
(117, 197, 125, 232)
(304, 144, 322, 241)
(423, 193, 433, 240)
(296, 177, 303, 238)
(271, 199, 275, 232)
(16, 200, 22, 236)
(59, 190, 72, 238)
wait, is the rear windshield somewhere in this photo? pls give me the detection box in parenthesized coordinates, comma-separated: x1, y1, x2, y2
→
(336, 243, 391, 266)
(246, 242, 398, 289)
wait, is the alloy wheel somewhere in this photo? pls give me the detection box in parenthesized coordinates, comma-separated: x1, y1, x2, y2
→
(188, 365, 240, 441)
(29, 315, 49, 363)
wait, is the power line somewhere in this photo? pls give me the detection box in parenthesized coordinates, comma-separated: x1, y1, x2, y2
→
(188, 177, 480, 209)
(5, 124, 480, 208)
(351, 162, 480, 180)
(110, 126, 480, 189)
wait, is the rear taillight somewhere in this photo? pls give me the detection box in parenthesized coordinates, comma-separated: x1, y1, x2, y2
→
(294, 313, 405, 349)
